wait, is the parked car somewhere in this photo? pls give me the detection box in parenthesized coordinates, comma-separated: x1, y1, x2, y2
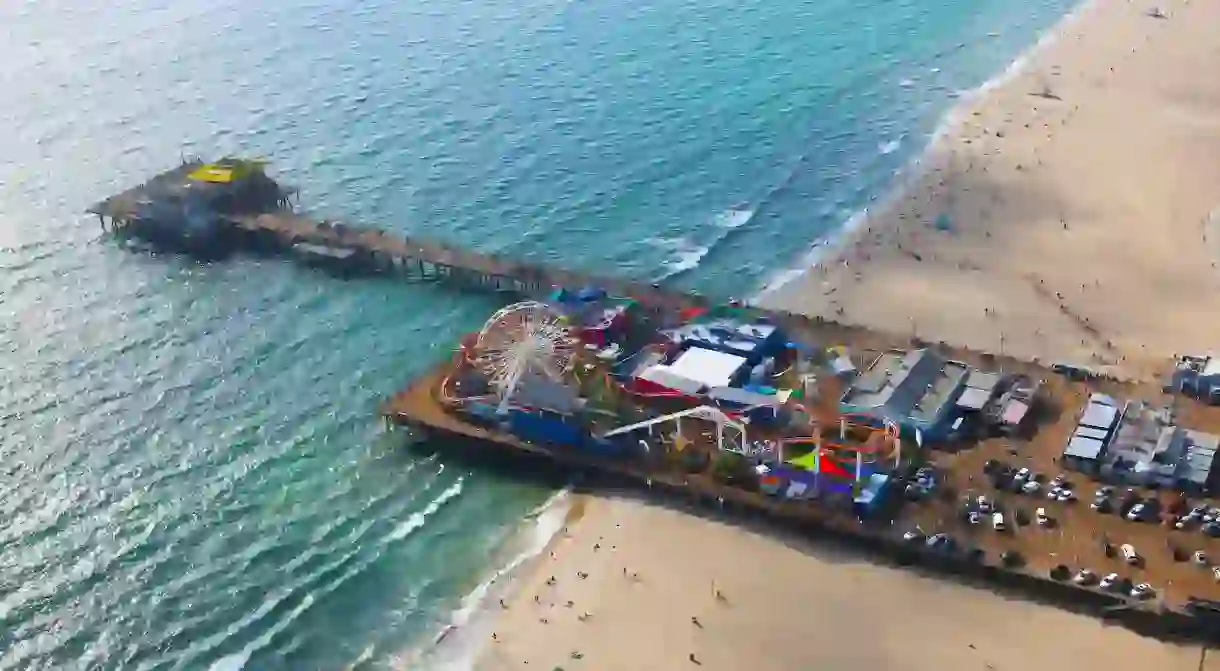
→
(1072, 569, 1097, 585)
(1121, 543, 1141, 566)
(992, 512, 1006, 531)
(1021, 480, 1041, 495)
(1036, 507, 1051, 527)
(1099, 573, 1120, 590)
(1130, 583, 1156, 600)
(1195, 550, 1209, 566)
(926, 533, 957, 554)
(1126, 503, 1147, 522)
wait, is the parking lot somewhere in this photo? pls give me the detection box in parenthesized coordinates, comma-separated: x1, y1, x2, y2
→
(896, 373, 1220, 607)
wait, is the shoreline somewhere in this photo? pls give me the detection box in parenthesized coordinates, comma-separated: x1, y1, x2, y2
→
(395, 489, 582, 671)
(753, 0, 1101, 304)
(758, 0, 1220, 380)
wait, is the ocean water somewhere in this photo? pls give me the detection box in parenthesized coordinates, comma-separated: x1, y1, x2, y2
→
(0, 0, 1080, 667)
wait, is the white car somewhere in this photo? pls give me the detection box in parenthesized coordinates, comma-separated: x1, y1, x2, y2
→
(1046, 488, 1062, 500)
(976, 495, 992, 512)
(1126, 503, 1146, 521)
(1130, 583, 1155, 599)
(1036, 507, 1050, 526)
(1121, 543, 1140, 565)
(992, 512, 1006, 531)
(1021, 480, 1041, 495)
(1212, 567, 1220, 583)
(968, 511, 983, 525)
(1050, 475, 1067, 488)
(1056, 489, 1075, 502)
(1194, 550, 1209, 566)
(1015, 467, 1031, 481)
(1099, 573, 1120, 590)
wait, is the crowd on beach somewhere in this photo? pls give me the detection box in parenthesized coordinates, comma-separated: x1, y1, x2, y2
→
(468, 495, 1205, 671)
(480, 517, 733, 670)
(761, 0, 1220, 384)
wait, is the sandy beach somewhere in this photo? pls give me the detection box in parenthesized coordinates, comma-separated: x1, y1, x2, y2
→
(474, 495, 1206, 671)
(760, 0, 1220, 381)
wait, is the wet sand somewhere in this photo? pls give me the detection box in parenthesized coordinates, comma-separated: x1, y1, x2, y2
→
(760, 0, 1220, 382)
(476, 495, 1204, 671)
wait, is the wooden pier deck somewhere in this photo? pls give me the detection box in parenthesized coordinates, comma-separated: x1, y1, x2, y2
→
(88, 159, 755, 317)
(88, 162, 204, 221)
(230, 212, 706, 307)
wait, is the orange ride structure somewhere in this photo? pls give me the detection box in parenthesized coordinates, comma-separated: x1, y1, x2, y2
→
(776, 370, 903, 492)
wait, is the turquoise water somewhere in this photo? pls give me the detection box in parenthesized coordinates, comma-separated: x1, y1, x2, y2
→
(1, 0, 1080, 667)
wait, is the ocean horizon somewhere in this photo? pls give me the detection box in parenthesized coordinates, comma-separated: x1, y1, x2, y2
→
(1, 0, 1080, 667)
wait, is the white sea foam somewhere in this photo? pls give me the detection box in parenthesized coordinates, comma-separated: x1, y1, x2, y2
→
(394, 487, 573, 671)
(752, 0, 1102, 304)
(203, 480, 467, 671)
(652, 207, 755, 281)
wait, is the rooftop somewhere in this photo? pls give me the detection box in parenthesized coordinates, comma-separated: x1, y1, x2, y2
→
(1174, 354, 1220, 377)
(660, 319, 780, 360)
(667, 347, 747, 390)
(1103, 401, 1220, 486)
(1064, 435, 1106, 460)
(841, 349, 970, 424)
(293, 242, 358, 260)
(965, 371, 1001, 393)
(88, 158, 291, 221)
(1078, 393, 1120, 431)
(955, 386, 992, 411)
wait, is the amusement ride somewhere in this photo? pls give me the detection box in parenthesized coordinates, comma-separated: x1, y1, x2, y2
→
(466, 301, 578, 412)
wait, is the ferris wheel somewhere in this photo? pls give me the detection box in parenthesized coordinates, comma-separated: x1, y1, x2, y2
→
(472, 301, 578, 412)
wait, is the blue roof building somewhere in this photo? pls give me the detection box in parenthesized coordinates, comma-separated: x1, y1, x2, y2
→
(660, 319, 784, 364)
(840, 349, 970, 442)
(1166, 354, 1220, 404)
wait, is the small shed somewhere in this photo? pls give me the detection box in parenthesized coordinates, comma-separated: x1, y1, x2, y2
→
(1063, 436, 1106, 474)
(1001, 400, 1030, 428)
(1079, 401, 1119, 431)
(955, 387, 992, 412)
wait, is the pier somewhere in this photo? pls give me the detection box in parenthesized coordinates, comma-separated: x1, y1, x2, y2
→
(89, 159, 705, 310)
